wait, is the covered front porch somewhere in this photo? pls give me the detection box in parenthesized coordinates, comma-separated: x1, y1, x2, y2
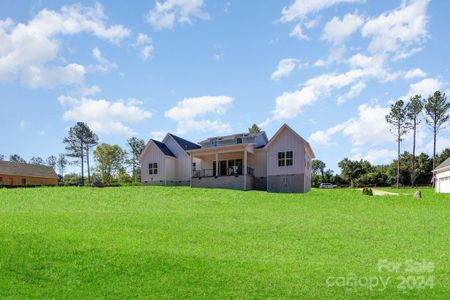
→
(189, 144, 255, 190)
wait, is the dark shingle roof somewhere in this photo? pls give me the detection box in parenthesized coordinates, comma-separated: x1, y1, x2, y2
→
(169, 133, 201, 151)
(0, 161, 58, 178)
(152, 140, 176, 157)
(435, 157, 450, 171)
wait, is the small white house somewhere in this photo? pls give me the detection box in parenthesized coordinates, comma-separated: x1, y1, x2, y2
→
(433, 157, 450, 193)
(140, 124, 315, 193)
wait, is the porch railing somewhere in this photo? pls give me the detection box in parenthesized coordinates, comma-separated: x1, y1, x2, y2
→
(193, 169, 214, 178)
(192, 167, 255, 178)
(247, 167, 254, 176)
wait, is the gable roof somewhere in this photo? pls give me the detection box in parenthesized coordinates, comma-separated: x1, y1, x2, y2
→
(152, 139, 176, 158)
(434, 157, 450, 172)
(168, 133, 201, 151)
(265, 123, 316, 158)
(0, 161, 58, 178)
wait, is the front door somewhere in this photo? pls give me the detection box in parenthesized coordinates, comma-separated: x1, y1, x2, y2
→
(220, 160, 227, 176)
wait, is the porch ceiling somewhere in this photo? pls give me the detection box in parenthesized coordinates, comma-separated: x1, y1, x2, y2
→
(188, 143, 254, 156)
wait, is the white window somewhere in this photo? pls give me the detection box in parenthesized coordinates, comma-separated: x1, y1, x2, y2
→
(192, 162, 196, 171)
(236, 137, 243, 144)
(149, 163, 158, 175)
(286, 151, 293, 166)
(278, 151, 293, 167)
(278, 152, 285, 167)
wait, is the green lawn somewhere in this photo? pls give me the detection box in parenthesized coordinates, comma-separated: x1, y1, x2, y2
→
(0, 187, 448, 299)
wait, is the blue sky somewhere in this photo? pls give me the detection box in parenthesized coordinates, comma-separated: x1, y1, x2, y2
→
(0, 0, 449, 172)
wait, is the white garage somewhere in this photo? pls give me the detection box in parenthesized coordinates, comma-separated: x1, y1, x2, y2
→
(434, 158, 450, 193)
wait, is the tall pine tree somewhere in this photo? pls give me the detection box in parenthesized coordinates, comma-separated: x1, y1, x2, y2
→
(424, 91, 449, 169)
(386, 100, 411, 188)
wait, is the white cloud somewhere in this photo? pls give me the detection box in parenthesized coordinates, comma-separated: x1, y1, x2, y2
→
(289, 24, 309, 40)
(271, 58, 299, 81)
(393, 47, 423, 61)
(262, 54, 393, 125)
(404, 78, 442, 99)
(362, 0, 430, 58)
(280, 0, 362, 23)
(337, 81, 366, 104)
(351, 148, 396, 164)
(0, 3, 130, 87)
(90, 47, 117, 72)
(422, 136, 450, 155)
(146, 0, 209, 30)
(151, 131, 167, 141)
(340, 104, 392, 145)
(165, 96, 233, 134)
(213, 53, 224, 60)
(308, 103, 391, 147)
(21, 63, 86, 88)
(404, 68, 427, 79)
(133, 33, 154, 60)
(59, 96, 152, 137)
(308, 123, 347, 146)
(322, 13, 364, 45)
(75, 85, 102, 97)
(305, 18, 320, 29)
(19, 120, 31, 130)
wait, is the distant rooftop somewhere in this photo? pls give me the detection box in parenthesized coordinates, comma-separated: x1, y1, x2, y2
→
(0, 161, 58, 178)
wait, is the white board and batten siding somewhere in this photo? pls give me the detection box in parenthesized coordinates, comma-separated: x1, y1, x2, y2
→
(267, 128, 306, 176)
(163, 135, 192, 182)
(141, 143, 166, 184)
(436, 169, 450, 193)
(250, 149, 267, 178)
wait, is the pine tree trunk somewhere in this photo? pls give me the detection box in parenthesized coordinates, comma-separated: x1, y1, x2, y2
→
(133, 155, 137, 183)
(411, 120, 416, 186)
(433, 123, 437, 170)
(397, 125, 400, 189)
(81, 142, 84, 185)
(86, 147, 91, 184)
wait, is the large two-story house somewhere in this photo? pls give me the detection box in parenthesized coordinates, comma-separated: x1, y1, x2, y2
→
(140, 124, 315, 193)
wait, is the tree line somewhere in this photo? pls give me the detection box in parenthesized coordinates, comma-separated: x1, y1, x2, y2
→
(0, 122, 146, 186)
(385, 90, 449, 188)
(312, 149, 450, 188)
(313, 90, 449, 188)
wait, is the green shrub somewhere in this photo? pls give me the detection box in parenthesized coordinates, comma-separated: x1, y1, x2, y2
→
(362, 188, 373, 196)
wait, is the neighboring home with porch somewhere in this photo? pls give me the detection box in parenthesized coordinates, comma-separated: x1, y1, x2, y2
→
(0, 161, 58, 186)
(141, 124, 315, 193)
(433, 157, 450, 193)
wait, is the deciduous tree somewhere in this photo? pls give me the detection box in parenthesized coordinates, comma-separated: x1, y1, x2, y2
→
(9, 154, 26, 163)
(57, 154, 68, 179)
(46, 155, 57, 169)
(127, 137, 145, 183)
(94, 144, 127, 184)
(29, 157, 45, 165)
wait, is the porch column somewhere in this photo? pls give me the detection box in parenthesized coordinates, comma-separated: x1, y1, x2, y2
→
(215, 153, 219, 177)
(244, 148, 247, 190)
(190, 153, 193, 187)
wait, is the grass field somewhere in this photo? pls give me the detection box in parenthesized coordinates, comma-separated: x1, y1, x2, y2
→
(0, 186, 448, 299)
